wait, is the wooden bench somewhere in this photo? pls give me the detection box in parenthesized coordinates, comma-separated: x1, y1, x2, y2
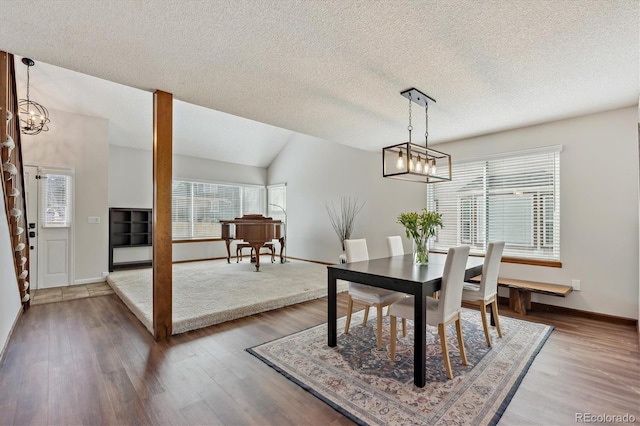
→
(236, 242, 275, 264)
(470, 275, 573, 315)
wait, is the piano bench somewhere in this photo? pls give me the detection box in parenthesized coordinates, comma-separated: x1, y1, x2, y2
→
(236, 242, 276, 263)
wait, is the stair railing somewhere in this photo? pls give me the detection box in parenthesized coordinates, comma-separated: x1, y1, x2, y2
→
(1, 51, 31, 309)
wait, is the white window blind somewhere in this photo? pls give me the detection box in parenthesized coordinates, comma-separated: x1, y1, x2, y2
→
(427, 147, 560, 261)
(40, 173, 73, 228)
(172, 179, 265, 239)
(267, 183, 287, 222)
(243, 186, 265, 215)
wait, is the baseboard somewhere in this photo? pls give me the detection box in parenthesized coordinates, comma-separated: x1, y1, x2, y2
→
(173, 256, 229, 264)
(284, 256, 334, 266)
(497, 296, 637, 327)
(74, 277, 107, 285)
(0, 305, 23, 368)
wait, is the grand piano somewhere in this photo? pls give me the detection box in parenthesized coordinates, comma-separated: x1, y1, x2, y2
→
(221, 214, 285, 271)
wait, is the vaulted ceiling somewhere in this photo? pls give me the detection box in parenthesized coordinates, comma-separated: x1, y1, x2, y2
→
(1, 0, 638, 167)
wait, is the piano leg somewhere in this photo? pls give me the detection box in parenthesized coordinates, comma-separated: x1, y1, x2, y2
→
(279, 237, 285, 263)
(224, 239, 232, 264)
(250, 242, 263, 271)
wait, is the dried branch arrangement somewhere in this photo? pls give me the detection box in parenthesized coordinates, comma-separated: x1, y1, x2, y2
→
(325, 196, 366, 251)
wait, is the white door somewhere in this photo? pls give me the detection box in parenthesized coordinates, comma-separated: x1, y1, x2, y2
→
(24, 166, 73, 289)
(23, 166, 38, 289)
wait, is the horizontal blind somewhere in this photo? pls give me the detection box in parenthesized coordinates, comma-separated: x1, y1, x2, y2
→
(172, 179, 264, 239)
(40, 173, 72, 227)
(243, 186, 265, 215)
(428, 149, 560, 261)
(172, 181, 192, 238)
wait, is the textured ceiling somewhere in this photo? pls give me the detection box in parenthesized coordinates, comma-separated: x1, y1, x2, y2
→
(1, 0, 638, 167)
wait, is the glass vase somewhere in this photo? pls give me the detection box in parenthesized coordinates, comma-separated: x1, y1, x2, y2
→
(412, 235, 429, 265)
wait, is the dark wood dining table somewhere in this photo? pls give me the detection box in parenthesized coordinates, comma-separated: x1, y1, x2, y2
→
(327, 252, 484, 388)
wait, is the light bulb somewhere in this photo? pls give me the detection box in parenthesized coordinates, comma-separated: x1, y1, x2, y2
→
(415, 155, 423, 173)
(395, 151, 405, 170)
(409, 154, 414, 171)
(431, 159, 437, 174)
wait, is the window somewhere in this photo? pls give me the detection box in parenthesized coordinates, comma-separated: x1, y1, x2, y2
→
(427, 146, 560, 261)
(172, 180, 265, 239)
(267, 183, 287, 222)
(40, 173, 73, 227)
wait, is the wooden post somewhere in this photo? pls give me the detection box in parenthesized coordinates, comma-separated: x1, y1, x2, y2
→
(153, 90, 172, 340)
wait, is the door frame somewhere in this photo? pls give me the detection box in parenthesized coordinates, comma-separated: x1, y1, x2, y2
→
(25, 163, 75, 289)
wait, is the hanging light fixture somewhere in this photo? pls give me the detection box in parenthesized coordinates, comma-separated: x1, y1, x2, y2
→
(18, 58, 50, 135)
(382, 88, 451, 183)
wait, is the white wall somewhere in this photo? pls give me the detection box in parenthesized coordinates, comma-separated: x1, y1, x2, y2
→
(0, 186, 22, 358)
(268, 133, 426, 262)
(109, 145, 267, 262)
(22, 109, 109, 284)
(435, 107, 639, 320)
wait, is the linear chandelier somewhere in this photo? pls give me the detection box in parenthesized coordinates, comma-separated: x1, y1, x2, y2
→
(382, 88, 451, 183)
(18, 58, 50, 135)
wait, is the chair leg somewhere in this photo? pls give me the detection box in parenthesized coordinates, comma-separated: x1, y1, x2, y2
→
(492, 299, 503, 338)
(344, 297, 354, 334)
(455, 315, 468, 366)
(376, 305, 383, 349)
(390, 315, 397, 360)
(362, 306, 370, 325)
(438, 323, 453, 380)
(479, 302, 492, 347)
(402, 318, 407, 337)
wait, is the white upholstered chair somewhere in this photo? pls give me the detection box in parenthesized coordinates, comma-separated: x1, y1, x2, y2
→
(389, 245, 471, 380)
(462, 241, 505, 347)
(344, 239, 406, 349)
(386, 235, 404, 256)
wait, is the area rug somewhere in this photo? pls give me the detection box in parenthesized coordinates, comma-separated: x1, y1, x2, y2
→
(248, 309, 553, 425)
(107, 258, 348, 335)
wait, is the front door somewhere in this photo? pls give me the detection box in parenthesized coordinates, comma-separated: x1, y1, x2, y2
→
(24, 165, 73, 289)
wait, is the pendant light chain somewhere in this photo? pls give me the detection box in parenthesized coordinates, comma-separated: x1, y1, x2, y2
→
(25, 63, 31, 103)
(424, 102, 429, 149)
(407, 92, 413, 143)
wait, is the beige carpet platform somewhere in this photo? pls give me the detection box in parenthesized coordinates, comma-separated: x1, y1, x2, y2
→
(107, 258, 347, 335)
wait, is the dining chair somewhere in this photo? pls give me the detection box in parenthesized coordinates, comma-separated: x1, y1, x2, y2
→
(388, 245, 471, 380)
(462, 241, 505, 347)
(344, 238, 407, 349)
(386, 235, 404, 256)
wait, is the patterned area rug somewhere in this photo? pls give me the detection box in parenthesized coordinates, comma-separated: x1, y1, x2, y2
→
(248, 309, 552, 425)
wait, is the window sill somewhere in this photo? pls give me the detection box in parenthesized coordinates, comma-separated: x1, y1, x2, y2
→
(430, 249, 561, 268)
(172, 238, 224, 244)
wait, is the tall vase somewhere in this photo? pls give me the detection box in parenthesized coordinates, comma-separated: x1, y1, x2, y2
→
(412, 235, 429, 265)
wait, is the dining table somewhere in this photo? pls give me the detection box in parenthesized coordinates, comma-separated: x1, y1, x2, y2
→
(327, 252, 484, 388)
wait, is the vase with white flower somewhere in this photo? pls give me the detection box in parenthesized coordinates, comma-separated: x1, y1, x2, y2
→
(397, 208, 443, 265)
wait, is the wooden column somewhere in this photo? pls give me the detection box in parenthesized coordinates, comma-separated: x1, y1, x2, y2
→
(153, 90, 172, 340)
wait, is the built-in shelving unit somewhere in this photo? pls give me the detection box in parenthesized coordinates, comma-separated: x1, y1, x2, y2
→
(109, 207, 152, 271)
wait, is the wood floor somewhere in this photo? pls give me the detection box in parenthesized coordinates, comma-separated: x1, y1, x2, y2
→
(0, 293, 638, 425)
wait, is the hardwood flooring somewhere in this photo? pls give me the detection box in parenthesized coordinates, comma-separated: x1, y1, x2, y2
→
(0, 293, 638, 425)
